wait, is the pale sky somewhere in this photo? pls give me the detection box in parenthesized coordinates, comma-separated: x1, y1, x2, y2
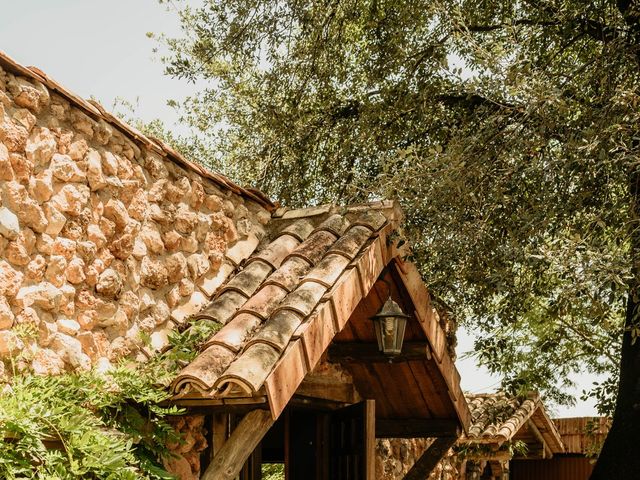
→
(0, 0, 599, 416)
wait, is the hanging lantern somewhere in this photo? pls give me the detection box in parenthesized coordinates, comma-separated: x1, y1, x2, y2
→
(371, 297, 409, 355)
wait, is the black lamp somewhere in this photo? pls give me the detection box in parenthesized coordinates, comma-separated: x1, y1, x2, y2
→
(371, 296, 409, 356)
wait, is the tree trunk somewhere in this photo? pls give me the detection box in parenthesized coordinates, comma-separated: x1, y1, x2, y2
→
(590, 168, 640, 478)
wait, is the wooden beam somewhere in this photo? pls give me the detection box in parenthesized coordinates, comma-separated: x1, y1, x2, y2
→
(403, 436, 457, 480)
(201, 409, 274, 480)
(376, 418, 461, 438)
(295, 378, 360, 404)
(328, 342, 432, 363)
(527, 419, 553, 459)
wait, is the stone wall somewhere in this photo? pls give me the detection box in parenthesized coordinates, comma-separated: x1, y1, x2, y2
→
(377, 438, 460, 480)
(0, 65, 269, 378)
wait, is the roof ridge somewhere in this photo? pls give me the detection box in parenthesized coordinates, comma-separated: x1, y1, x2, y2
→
(0, 49, 276, 211)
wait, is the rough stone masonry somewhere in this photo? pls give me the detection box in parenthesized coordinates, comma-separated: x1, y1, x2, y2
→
(0, 64, 270, 379)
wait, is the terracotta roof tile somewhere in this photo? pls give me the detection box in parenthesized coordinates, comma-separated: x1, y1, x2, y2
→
(278, 219, 315, 242)
(326, 225, 376, 259)
(275, 281, 327, 317)
(170, 202, 404, 417)
(247, 310, 304, 352)
(302, 253, 352, 287)
(349, 210, 388, 231)
(465, 393, 540, 443)
(314, 213, 350, 236)
(236, 284, 289, 320)
(215, 343, 281, 395)
(195, 290, 247, 324)
(286, 230, 338, 265)
(247, 233, 300, 269)
(204, 312, 263, 353)
(217, 260, 272, 297)
(263, 256, 313, 292)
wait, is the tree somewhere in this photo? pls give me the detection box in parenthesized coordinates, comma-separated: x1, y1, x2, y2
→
(155, 0, 640, 476)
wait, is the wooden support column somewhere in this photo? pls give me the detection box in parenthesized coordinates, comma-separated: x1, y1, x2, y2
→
(201, 409, 274, 480)
(403, 436, 457, 480)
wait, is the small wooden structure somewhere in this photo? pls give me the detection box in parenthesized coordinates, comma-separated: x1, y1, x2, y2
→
(170, 202, 470, 479)
(509, 417, 610, 480)
(460, 393, 565, 480)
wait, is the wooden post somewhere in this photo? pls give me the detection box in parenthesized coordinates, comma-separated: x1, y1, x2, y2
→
(403, 436, 457, 480)
(201, 409, 275, 480)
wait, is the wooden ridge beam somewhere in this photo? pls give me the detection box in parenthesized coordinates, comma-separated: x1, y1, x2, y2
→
(403, 436, 457, 480)
(376, 418, 461, 438)
(328, 341, 432, 363)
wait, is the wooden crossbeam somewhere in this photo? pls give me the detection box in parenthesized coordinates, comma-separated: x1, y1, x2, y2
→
(403, 436, 457, 480)
(201, 409, 274, 480)
(376, 418, 461, 438)
(328, 341, 432, 363)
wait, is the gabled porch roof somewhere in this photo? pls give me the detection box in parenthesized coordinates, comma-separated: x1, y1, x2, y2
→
(170, 201, 470, 434)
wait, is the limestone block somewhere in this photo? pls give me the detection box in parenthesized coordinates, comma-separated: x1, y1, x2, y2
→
(9, 77, 49, 113)
(132, 237, 147, 259)
(9, 153, 32, 183)
(140, 224, 164, 254)
(85, 149, 107, 191)
(165, 252, 188, 283)
(50, 332, 90, 370)
(25, 254, 46, 281)
(0, 259, 24, 296)
(0, 118, 28, 152)
(68, 138, 89, 161)
(43, 203, 67, 235)
(204, 194, 223, 211)
(162, 230, 182, 251)
(103, 199, 129, 230)
(2, 180, 48, 232)
(51, 237, 76, 260)
(66, 257, 86, 284)
(0, 330, 23, 358)
(57, 318, 81, 336)
(38, 318, 57, 347)
(145, 153, 168, 179)
(5, 238, 30, 265)
(25, 126, 57, 165)
(87, 223, 107, 248)
(76, 240, 97, 262)
(180, 233, 198, 253)
(31, 169, 54, 203)
(95, 268, 122, 299)
(51, 183, 90, 216)
(127, 188, 148, 221)
(0, 206, 19, 239)
(13, 108, 36, 132)
(140, 257, 168, 290)
(0, 297, 14, 329)
(187, 253, 210, 280)
(101, 151, 119, 176)
(50, 153, 85, 182)
(32, 349, 65, 376)
(175, 208, 198, 234)
(0, 142, 13, 181)
(110, 231, 135, 260)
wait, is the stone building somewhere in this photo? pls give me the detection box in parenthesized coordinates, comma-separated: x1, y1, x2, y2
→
(0, 49, 470, 480)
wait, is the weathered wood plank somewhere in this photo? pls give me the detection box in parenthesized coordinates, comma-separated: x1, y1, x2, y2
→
(403, 436, 457, 480)
(201, 409, 274, 480)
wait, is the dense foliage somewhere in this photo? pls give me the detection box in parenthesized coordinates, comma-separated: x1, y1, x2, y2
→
(0, 319, 221, 479)
(152, 0, 640, 417)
